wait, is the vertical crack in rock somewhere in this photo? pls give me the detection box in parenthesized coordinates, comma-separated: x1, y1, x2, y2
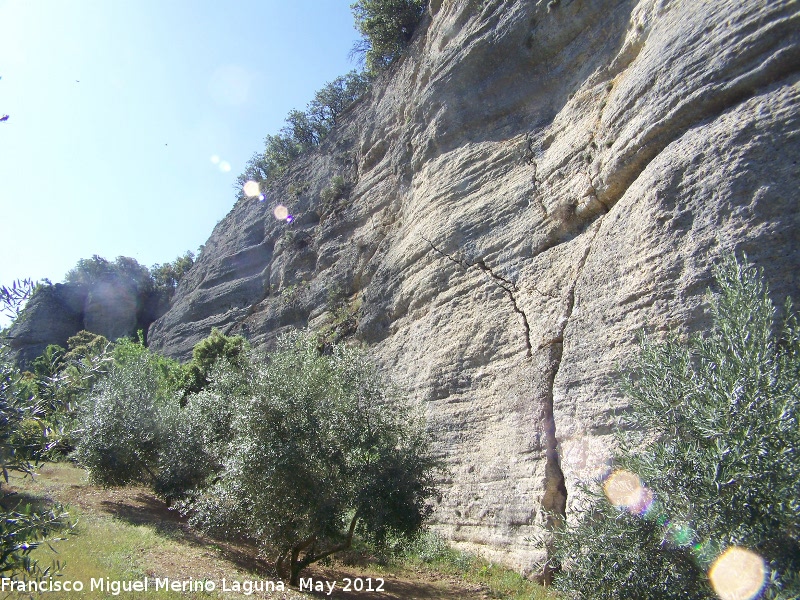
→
(423, 236, 533, 357)
(537, 218, 602, 583)
(424, 213, 603, 582)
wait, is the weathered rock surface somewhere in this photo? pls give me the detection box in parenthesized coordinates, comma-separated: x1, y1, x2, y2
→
(5, 284, 84, 366)
(7, 279, 169, 367)
(82, 281, 139, 342)
(148, 0, 800, 574)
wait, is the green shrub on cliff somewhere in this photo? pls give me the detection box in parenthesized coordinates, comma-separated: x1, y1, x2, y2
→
(351, 0, 427, 74)
(150, 250, 195, 298)
(237, 71, 370, 193)
(65, 255, 152, 294)
(179, 328, 248, 398)
(552, 255, 800, 599)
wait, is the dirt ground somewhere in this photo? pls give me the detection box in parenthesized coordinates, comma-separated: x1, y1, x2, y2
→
(7, 463, 493, 600)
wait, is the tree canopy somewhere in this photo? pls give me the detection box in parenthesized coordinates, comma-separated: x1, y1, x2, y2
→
(183, 331, 441, 585)
(552, 255, 800, 599)
(351, 0, 428, 74)
(236, 71, 370, 194)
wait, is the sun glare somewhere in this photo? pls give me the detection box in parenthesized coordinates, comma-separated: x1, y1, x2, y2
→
(603, 470, 650, 512)
(273, 205, 289, 220)
(243, 180, 260, 197)
(708, 547, 767, 600)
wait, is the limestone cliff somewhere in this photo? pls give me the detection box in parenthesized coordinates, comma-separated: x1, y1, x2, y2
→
(147, 0, 800, 573)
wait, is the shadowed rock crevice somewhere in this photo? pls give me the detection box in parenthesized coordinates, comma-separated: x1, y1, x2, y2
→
(536, 219, 603, 580)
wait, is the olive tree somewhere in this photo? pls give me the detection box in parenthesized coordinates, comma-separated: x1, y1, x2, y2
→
(73, 331, 239, 502)
(72, 339, 184, 487)
(185, 331, 441, 585)
(0, 279, 69, 579)
(552, 255, 800, 599)
(154, 361, 241, 504)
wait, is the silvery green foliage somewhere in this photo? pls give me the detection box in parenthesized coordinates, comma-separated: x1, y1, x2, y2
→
(552, 255, 800, 599)
(1, 281, 70, 579)
(74, 353, 171, 486)
(155, 361, 239, 503)
(183, 331, 440, 584)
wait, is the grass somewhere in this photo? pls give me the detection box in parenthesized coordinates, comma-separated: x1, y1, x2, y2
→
(5, 463, 296, 599)
(366, 532, 561, 600)
(5, 463, 559, 599)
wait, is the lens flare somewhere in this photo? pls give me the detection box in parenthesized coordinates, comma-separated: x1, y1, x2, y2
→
(603, 470, 653, 514)
(243, 180, 260, 197)
(629, 485, 655, 516)
(273, 205, 289, 220)
(258, 194, 265, 201)
(210, 155, 220, 164)
(709, 547, 767, 600)
(219, 161, 231, 173)
(665, 522, 694, 547)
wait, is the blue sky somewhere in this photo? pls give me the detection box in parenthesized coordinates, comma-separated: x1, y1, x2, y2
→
(0, 0, 360, 290)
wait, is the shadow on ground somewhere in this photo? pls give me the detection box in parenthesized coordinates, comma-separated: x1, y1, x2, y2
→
(98, 492, 275, 577)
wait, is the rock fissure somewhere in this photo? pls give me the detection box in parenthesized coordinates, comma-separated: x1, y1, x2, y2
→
(423, 236, 533, 358)
(538, 218, 603, 581)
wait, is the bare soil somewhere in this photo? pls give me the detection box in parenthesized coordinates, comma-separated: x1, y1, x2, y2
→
(8, 463, 492, 599)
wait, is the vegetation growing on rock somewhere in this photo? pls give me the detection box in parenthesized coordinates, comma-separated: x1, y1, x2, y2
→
(65, 252, 195, 307)
(236, 71, 370, 195)
(351, 0, 428, 74)
(235, 1, 428, 196)
(178, 327, 248, 399)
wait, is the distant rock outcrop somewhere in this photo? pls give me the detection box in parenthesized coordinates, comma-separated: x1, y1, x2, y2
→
(149, 0, 800, 574)
(82, 281, 140, 342)
(5, 284, 84, 366)
(6, 279, 169, 368)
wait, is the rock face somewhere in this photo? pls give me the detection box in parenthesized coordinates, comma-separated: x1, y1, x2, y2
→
(148, 0, 800, 574)
(5, 284, 84, 366)
(8, 279, 170, 368)
(82, 281, 140, 342)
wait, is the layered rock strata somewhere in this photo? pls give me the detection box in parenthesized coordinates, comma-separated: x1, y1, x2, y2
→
(148, 0, 800, 572)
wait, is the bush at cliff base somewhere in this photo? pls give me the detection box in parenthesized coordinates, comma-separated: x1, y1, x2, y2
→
(552, 255, 800, 600)
(182, 330, 441, 586)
